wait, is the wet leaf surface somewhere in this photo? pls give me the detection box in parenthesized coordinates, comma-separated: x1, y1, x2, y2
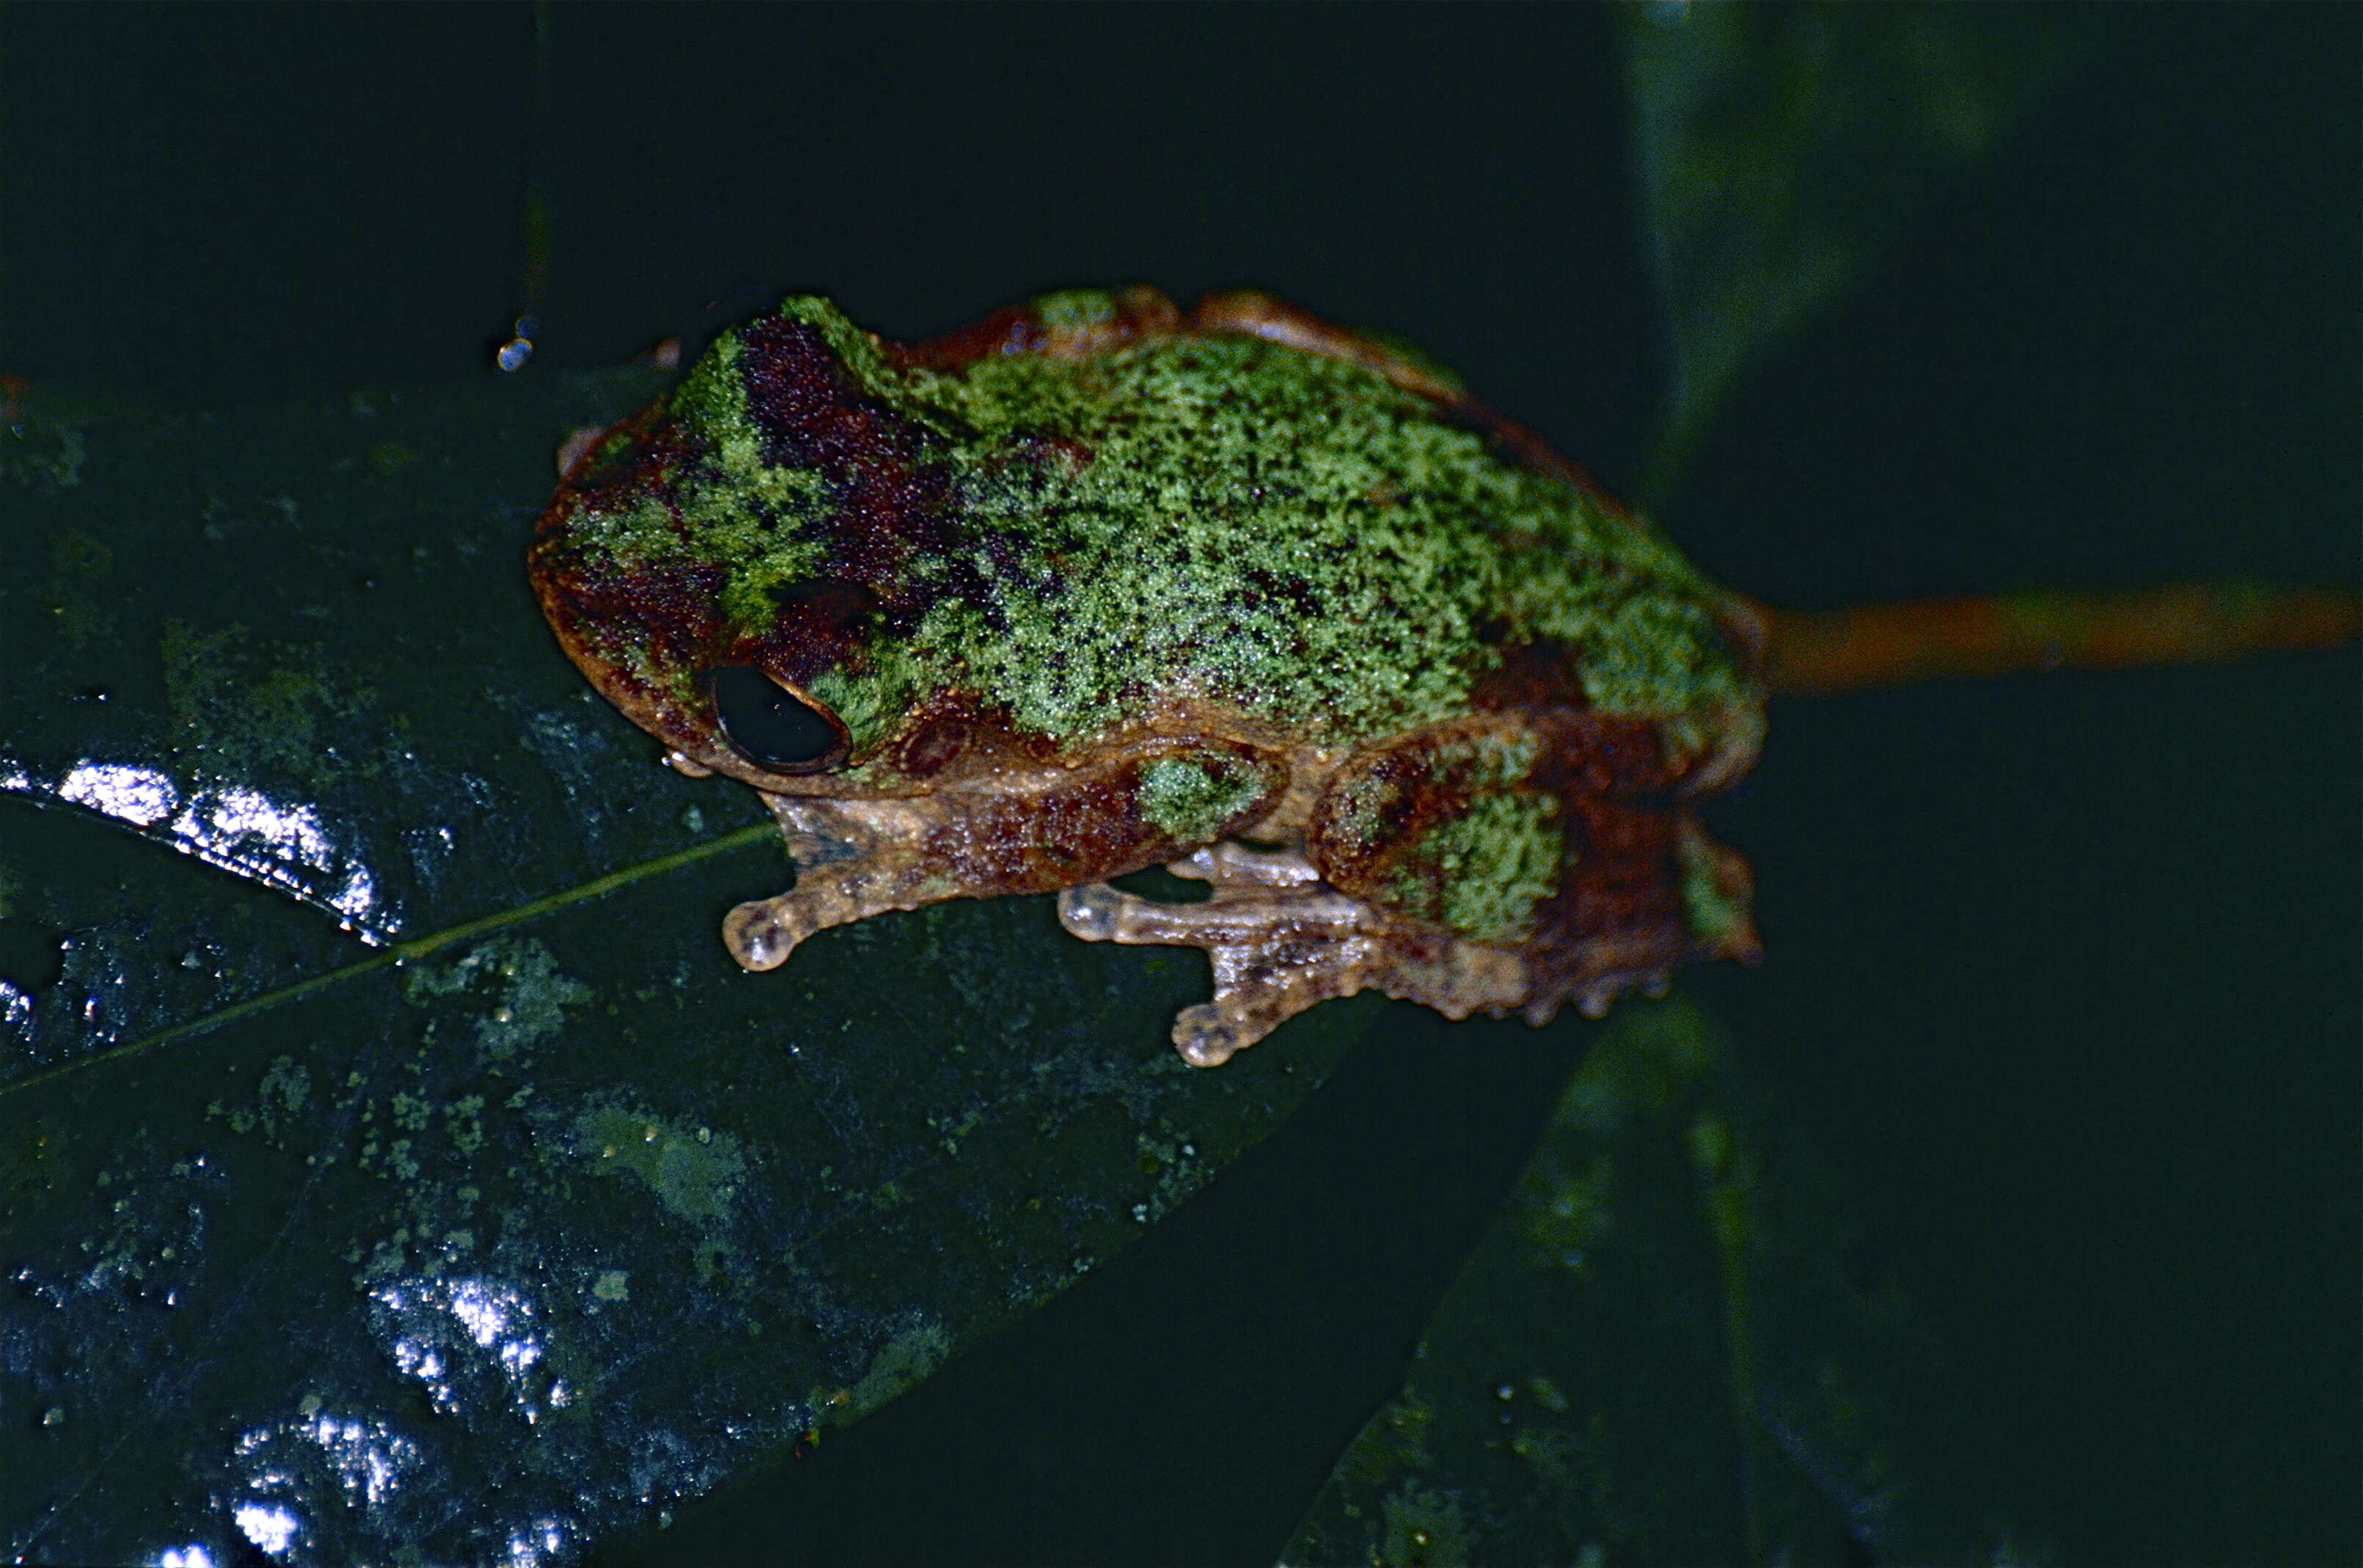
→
(1283, 997, 2019, 1567)
(0, 377, 1374, 1564)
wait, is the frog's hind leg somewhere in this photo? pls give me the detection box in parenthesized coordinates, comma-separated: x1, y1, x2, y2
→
(1058, 841, 1525, 1067)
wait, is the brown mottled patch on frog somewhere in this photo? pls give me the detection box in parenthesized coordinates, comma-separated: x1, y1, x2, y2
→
(911, 767, 1166, 893)
(1534, 808, 1759, 989)
(895, 714, 970, 778)
(1467, 653, 1688, 797)
(893, 285, 1184, 371)
(1546, 802, 1676, 948)
(766, 576, 877, 626)
(533, 546, 725, 726)
(733, 315, 970, 595)
(862, 691, 1061, 784)
(739, 577, 877, 687)
(728, 318, 1135, 657)
(1469, 640, 1578, 711)
(1305, 708, 1745, 954)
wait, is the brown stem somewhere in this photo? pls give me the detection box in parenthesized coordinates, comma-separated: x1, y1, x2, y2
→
(1759, 582, 2360, 697)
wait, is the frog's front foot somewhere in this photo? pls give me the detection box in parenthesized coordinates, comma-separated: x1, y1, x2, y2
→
(722, 794, 950, 972)
(722, 865, 953, 972)
(722, 893, 819, 970)
(1058, 841, 1527, 1066)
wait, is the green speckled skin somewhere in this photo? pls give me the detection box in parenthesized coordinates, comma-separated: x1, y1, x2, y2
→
(532, 288, 1756, 786)
(531, 287, 1766, 1057)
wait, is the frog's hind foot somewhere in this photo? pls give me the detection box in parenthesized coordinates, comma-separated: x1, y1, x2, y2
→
(1057, 873, 1376, 1066)
(1058, 841, 1528, 1067)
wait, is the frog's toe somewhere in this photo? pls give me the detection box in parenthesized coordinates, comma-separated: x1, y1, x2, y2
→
(722, 895, 811, 971)
(1176, 957, 1363, 1067)
(1171, 1004, 1242, 1069)
(1169, 841, 1322, 889)
(1055, 882, 1127, 941)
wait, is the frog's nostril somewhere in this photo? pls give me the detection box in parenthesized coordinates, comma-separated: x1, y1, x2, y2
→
(708, 665, 843, 772)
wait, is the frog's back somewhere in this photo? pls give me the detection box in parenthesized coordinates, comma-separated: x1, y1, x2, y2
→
(915, 292, 1754, 746)
(548, 286, 1756, 763)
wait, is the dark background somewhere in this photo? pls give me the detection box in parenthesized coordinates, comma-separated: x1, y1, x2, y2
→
(4, 5, 2355, 1564)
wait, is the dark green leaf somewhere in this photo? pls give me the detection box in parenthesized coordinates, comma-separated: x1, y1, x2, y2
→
(1622, 3, 2095, 498)
(1283, 997, 2021, 1567)
(0, 378, 1375, 1564)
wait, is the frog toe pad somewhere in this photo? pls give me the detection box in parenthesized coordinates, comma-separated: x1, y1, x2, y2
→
(723, 894, 813, 971)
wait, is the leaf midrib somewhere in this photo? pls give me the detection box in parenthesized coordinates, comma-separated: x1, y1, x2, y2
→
(0, 812, 780, 1099)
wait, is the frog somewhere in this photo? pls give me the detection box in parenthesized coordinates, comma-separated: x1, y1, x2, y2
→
(529, 285, 1766, 1066)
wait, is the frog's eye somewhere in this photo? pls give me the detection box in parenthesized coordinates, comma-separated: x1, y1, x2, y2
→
(708, 665, 844, 773)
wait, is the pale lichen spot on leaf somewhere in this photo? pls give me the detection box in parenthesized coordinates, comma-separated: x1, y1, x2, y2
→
(832, 1317, 950, 1422)
(403, 936, 592, 1062)
(1, 412, 86, 491)
(573, 1096, 748, 1281)
(1336, 1388, 1437, 1488)
(205, 1053, 312, 1148)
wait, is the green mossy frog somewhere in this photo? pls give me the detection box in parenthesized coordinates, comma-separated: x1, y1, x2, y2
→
(530, 287, 1765, 1065)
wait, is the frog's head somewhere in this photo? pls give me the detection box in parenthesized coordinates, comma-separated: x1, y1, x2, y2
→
(529, 298, 994, 796)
